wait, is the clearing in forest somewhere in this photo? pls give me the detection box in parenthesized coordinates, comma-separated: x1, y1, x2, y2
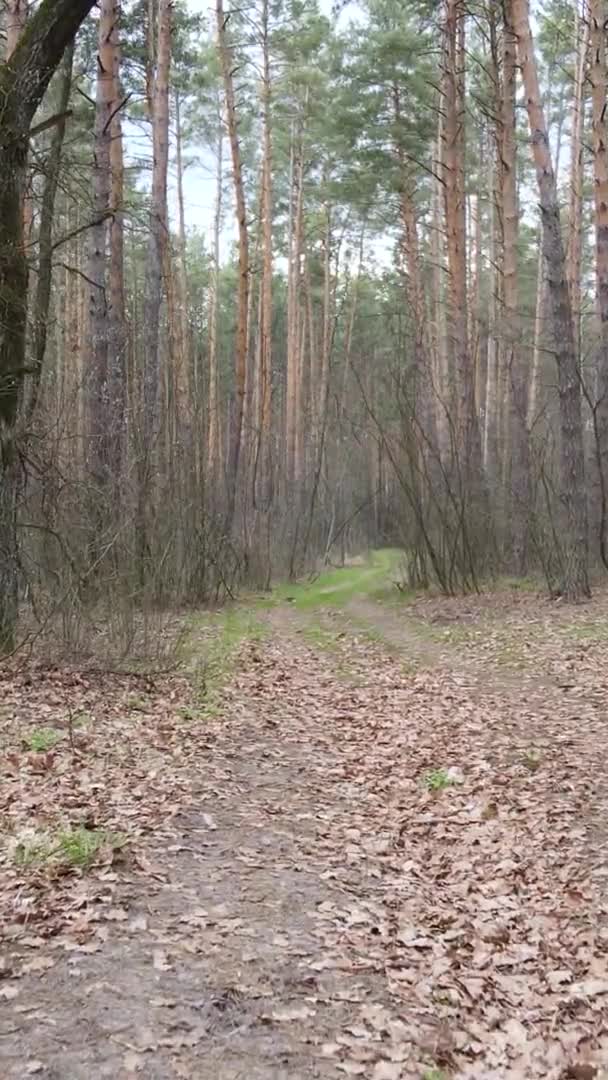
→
(1, 552, 607, 1079)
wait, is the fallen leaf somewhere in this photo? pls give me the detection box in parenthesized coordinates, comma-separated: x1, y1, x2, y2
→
(372, 1063, 403, 1080)
(153, 949, 171, 972)
(123, 1050, 144, 1074)
(570, 979, 608, 998)
(271, 1005, 316, 1022)
(21, 956, 55, 976)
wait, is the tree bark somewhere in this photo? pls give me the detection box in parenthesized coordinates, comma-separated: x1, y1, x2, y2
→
(590, 0, 608, 565)
(217, 0, 249, 533)
(108, 2, 126, 483)
(566, 6, 589, 357)
(512, 0, 590, 598)
(443, 0, 484, 530)
(143, 0, 171, 449)
(4, 0, 27, 58)
(0, 0, 97, 651)
(255, 0, 273, 508)
(87, 0, 116, 488)
(27, 40, 74, 427)
(393, 85, 437, 460)
(207, 106, 223, 489)
(501, 8, 530, 573)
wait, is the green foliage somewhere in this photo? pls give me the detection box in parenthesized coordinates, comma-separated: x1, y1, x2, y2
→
(12, 826, 125, 870)
(126, 693, 150, 713)
(184, 609, 267, 716)
(523, 748, 542, 772)
(266, 549, 404, 610)
(23, 727, 63, 752)
(423, 768, 453, 792)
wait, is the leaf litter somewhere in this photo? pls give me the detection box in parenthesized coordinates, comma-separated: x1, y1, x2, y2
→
(0, 596, 607, 1078)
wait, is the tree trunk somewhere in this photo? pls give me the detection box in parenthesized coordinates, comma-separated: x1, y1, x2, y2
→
(394, 85, 436, 455)
(431, 114, 449, 457)
(143, 0, 171, 450)
(528, 222, 545, 427)
(108, 2, 126, 483)
(512, 0, 590, 598)
(217, 0, 249, 532)
(567, 6, 589, 357)
(501, 8, 530, 573)
(174, 90, 193, 437)
(4, 0, 27, 58)
(590, 0, 608, 565)
(207, 108, 223, 489)
(286, 121, 303, 487)
(27, 40, 74, 426)
(87, 0, 115, 488)
(0, 0, 98, 651)
(443, 0, 484, 529)
(255, 0, 273, 508)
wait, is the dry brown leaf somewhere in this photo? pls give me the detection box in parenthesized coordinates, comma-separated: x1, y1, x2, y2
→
(570, 980, 608, 998)
(271, 1004, 316, 1022)
(372, 1063, 403, 1080)
(21, 956, 55, 976)
(152, 949, 171, 972)
(123, 1050, 144, 1074)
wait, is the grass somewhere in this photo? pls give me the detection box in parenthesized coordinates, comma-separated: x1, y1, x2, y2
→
(11, 826, 125, 870)
(264, 549, 407, 611)
(301, 624, 343, 652)
(422, 1069, 448, 1080)
(423, 768, 454, 792)
(561, 620, 608, 642)
(22, 727, 63, 752)
(184, 608, 267, 715)
(523, 747, 542, 771)
(126, 693, 150, 712)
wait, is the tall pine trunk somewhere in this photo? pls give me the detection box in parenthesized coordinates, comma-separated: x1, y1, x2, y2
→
(0, 0, 98, 651)
(143, 0, 171, 449)
(512, 0, 590, 598)
(254, 0, 273, 508)
(217, 0, 249, 533)
(501, 9, 530, 573)
(566, 6, 589, 357)
(590, 0, 608, 566)
(207, 107, 223, 489)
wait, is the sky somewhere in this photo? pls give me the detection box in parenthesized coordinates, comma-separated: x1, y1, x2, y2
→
(172, 0, 339, 246)
(169, 0, 216, 240)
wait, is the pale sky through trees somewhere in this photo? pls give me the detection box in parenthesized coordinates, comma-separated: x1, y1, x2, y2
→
(175, 0, 338, 245)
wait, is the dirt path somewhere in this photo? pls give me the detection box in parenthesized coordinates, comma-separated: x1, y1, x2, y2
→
(1, 607, 608, 1079)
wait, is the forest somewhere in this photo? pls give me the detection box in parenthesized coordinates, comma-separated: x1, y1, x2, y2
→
(2, 0, 608, 654)
(1, 1, 608, 1078)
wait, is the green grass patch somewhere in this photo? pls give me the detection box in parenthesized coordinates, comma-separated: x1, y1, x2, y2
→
(301, 623, 342, 652)
(523, 747, 542, 771)
(493, 574, 540, 593)
(560, 620, 608, 642)
(11, 826, 125, 870)
(126, 693, 150, 712)
(22, 727, 63, 752)
(264, 548, 406, 611)
(423, 768, 454, 792)
(183, 608, 267, 715)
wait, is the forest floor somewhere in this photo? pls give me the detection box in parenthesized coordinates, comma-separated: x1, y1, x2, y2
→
(1, 551, 608, 1079)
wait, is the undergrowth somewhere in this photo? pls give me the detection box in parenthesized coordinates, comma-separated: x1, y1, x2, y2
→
(11, 826, 125, 870)
(184, 608, 267, 716)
